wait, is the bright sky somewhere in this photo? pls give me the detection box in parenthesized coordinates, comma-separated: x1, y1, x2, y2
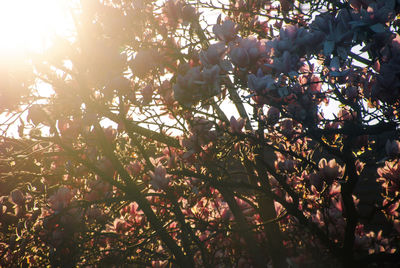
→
(0, 0, 73, 54)
(0, 0, 75, 136)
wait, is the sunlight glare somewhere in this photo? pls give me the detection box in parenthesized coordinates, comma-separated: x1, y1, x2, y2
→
(0, 0, 73, 54)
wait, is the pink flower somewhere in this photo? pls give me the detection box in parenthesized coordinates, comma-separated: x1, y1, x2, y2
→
(113, 218, 129, 234)
(382, 199, 399, 217)
(85, 178, 112, 202)
(318, 159, 344, 184)
(149, 165, 169, 190)
(229, 47, 249, 69)
(312, 210, 324, 227)
(309, 75, 322, 92)
(181, 4, 196, 25)
(152, 260, 168, 268)
(377, 160, 400, 192)
(247, 68, 276, 93)
(230, 116, 245, 133)
(199, 42, 226, 66)
(163, 0, 182, 25)
(220, 206, 233, 221)
(173, 65, 221, 106)
(106, 76, 132, 95)
(127, 160, 142, 176)
(274, 201, 284, 215)
(141, 84, 154, 104)
(236, 198, 254, 217)
(190, 117, 213, 134)
(49, 186, 74, 212)
(129, 50, 158, 78)
(239, 37, 263, 62)
(201, 65, 220, 84)
(265, 50, 295, 74)
(213, 19, 238, 42)
(307, 172, 323, 192)
(355, 159, 365, 175)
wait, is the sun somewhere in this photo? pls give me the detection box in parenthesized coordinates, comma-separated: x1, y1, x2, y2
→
(0, 0, 74, 54)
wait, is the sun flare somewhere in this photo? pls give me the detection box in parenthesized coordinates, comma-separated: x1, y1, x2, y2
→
(0, 0, 73, 54)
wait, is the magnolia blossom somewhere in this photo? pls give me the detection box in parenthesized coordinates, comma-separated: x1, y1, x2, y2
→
(229, 46, 250, 69)
(85, 179, 112, 202)
(141, 83, 154, 104)
(152, 260, 168, 268)
(105, 76, 131, 95)
(308, 172, 323, 192)
(264, 50, 299, 74)
(49, 186, 74, 212)
(202, 65, 220, 84)
(190, 117, 213, 134)
(247, 69, 276, 93)
(383, 199, 399, 217)
(181, 118, 217, 160)
(181, 4, 196, 25)
(318, 159, 344, 184)
(199, 42, 226, 66)
(127, 160, 143, 176)
(163, 0, 183, 25)
(149, 165, 169, 191)
(163, 0, 196, 26)
(173, 65, 221, 106)
(130, 50, 158, 78)
(113, 218, 130, 234)
(273, 25, 299, 52)
(213, 19, 238, 42)
(377, 160, 400, 192)
(229, 116, 245, 134)
(229, 37, 265, 69)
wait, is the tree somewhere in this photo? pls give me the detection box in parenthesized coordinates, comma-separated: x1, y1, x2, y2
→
(1, 0, 400, 267)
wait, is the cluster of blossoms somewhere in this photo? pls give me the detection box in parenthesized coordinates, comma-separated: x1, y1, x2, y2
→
(2, 0, 400, 267)
(173, 65, 221, 106)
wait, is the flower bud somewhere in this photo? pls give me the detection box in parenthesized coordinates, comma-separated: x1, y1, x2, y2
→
(230, 116, 245, 133)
